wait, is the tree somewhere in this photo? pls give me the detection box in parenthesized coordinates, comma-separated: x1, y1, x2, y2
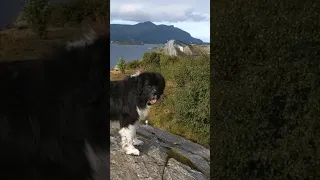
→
(24, 0, 51, 39)
(117, 57, 126, 74)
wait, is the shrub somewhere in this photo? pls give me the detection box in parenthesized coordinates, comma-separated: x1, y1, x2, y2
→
(117, 57, 126, 74)
(24, 0, 52, 39)
(141, 52, 161, 70)
(48, 0, 108, 27)
(126, 59, 141, 69)
(59, 0, 87, 26)
(141, 54, 210, 146)
(171, 56, 210, 141)
(84, 0, 108, 19)
(159, 54, 178, 67)
(49, 4, 69, 27)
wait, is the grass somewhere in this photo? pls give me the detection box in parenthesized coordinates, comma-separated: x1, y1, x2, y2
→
(109, 70, 136, 80)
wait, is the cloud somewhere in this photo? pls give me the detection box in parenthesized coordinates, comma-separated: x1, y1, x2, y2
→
(111, 0, 209, 23)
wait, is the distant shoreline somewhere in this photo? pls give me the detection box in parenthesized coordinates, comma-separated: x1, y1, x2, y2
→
(110, 42, 165, 46)
(111, 41, 144, 45)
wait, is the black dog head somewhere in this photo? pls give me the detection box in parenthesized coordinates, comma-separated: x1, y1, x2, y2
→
(132, 72, 165, 106)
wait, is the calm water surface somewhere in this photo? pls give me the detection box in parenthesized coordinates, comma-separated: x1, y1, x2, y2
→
(110, 43, 163, 69)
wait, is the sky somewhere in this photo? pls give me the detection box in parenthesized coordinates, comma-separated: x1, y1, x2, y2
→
(110, 0, 210, 42)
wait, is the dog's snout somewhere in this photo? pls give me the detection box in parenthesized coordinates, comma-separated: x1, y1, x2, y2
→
(152, 92, 157, 97)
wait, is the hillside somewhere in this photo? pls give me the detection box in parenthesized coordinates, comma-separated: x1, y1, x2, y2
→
(110, 21, 204, 44)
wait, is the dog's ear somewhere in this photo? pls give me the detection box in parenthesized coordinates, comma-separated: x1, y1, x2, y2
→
(135, 76, 143, 95)
(134, 75, 148, 96)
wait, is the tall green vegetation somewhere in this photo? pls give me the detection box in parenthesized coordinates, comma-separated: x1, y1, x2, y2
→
(117, 57, 126, 74)
(211, 0, 319, 179)
(22, 0, 108, 30)
(134, 52, 210, 146)
(125, 59, 141, 69)
(49, 0, 108, 27)
(24, 0, 51, 38)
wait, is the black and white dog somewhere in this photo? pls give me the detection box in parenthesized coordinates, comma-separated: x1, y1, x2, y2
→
(110, 72, 165, 155)
(0, 30, 109, 180)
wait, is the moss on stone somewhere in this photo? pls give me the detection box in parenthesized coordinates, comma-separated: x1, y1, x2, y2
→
(167, 148, 201, 173)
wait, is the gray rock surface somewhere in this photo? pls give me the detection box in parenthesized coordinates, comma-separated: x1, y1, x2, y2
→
(110, 122, 210, 180)
(163, 159, 206, 180)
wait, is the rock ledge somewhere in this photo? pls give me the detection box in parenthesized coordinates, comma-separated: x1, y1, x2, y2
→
(110, 122, 210, 180)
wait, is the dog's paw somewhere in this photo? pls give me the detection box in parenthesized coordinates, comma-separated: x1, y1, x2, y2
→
(133, 138, 144, 146)
(125, 147, 140, 156)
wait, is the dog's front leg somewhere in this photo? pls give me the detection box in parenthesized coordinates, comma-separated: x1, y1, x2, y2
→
(132, 124, 144, 146)
(119, 119, 140, 155)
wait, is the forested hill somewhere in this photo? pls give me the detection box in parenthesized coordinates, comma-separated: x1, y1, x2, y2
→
(110, 21, 204, 44)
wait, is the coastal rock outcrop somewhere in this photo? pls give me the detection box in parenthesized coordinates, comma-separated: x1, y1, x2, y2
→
(110, 122, 210, 180)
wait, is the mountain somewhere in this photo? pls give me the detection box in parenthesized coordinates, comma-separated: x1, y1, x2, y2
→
(110, 21, 204, 44)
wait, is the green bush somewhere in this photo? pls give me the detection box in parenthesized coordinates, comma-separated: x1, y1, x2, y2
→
(159, 54, 178, 67)
(211, 0, 319, 179)
(140, 54, 210, 145)
(84, 0, 108, 18)
(59, 0, 87, 25)
(117, 57, 126, 74)
(24, 0, 52, 39)
(47, 0, 108, 27)
(126, 59, 141, 69)
(49, 4, 68, 27)
(171, 56, 210, 140)
(20, 0, 108, 31)
(141, 52, 161, 70)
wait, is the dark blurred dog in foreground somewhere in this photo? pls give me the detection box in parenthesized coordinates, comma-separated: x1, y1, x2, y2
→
(0, 30, 109, 180)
